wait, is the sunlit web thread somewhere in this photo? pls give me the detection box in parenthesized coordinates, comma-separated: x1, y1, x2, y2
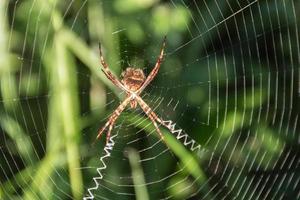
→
(83, 134, 117, 200)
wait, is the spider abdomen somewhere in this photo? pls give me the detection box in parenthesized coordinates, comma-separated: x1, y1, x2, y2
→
(121, 67, 146, 91)
(123, 78, 144, 91)
(130, 100, 138, 109)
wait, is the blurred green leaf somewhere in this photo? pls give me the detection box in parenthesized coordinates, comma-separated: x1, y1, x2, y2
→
(114, 0, 159, 13)
(127, 148, 150, 200)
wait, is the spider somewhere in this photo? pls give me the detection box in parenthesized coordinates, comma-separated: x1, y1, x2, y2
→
(96, 37, 169, 145)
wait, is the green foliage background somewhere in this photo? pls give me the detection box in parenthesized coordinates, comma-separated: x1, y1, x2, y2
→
(0, 0, 299, 199)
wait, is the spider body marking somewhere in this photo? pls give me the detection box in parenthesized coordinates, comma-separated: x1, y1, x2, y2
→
(97, 37, 169, 145)
(121, 67, 146, 108)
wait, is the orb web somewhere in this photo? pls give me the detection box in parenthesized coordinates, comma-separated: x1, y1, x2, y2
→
(0, 0, 299, 200)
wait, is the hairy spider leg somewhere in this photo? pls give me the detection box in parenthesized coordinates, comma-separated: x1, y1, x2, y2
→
(106, 118, 116, 145)
(135, 96, 167, 144)
(96, 96, 131, 144)
(137, 36, 166, 94)
(136, 96, 166, 125)
(99, 43, 130, 93)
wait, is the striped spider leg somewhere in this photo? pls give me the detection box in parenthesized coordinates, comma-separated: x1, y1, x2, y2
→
(99, 43, 131, 93)
(135, 95, 170, 143)
(136, 36, 166, 95)
(96, 96, 131, 144)
(96, 37, 167, 145)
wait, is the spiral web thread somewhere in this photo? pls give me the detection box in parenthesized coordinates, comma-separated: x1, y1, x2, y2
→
(83, 134, 118, 200)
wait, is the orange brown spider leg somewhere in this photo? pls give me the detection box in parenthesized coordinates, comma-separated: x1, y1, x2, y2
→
(137, 36, 166, 94)
(98, 43, 130, 93)
(96, 97, 131, 144)
(106, 119, 116, 145)
(135, 95, 171, 131)
(149, 110, 165, 127)
(135, 96, 167, 144)
(135, 96, 165, 123)
(148, 114, 165, 141)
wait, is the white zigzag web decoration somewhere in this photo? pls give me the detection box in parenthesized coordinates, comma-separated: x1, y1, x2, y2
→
(163, 120, 207, 155)
(83, 134, 118, 200)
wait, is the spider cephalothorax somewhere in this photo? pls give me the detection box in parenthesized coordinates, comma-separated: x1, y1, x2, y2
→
(97, 37, 170, 145)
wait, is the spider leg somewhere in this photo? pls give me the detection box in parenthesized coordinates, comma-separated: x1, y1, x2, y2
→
(148, 114, 165, 142)
(137, 36, 166, 94)
(96, 96, 131, 144)
(135, 95, 170, 129)
(135, 95, 167, 143)
(106, 118, 116, 145)
(98, 43, 130, 93)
